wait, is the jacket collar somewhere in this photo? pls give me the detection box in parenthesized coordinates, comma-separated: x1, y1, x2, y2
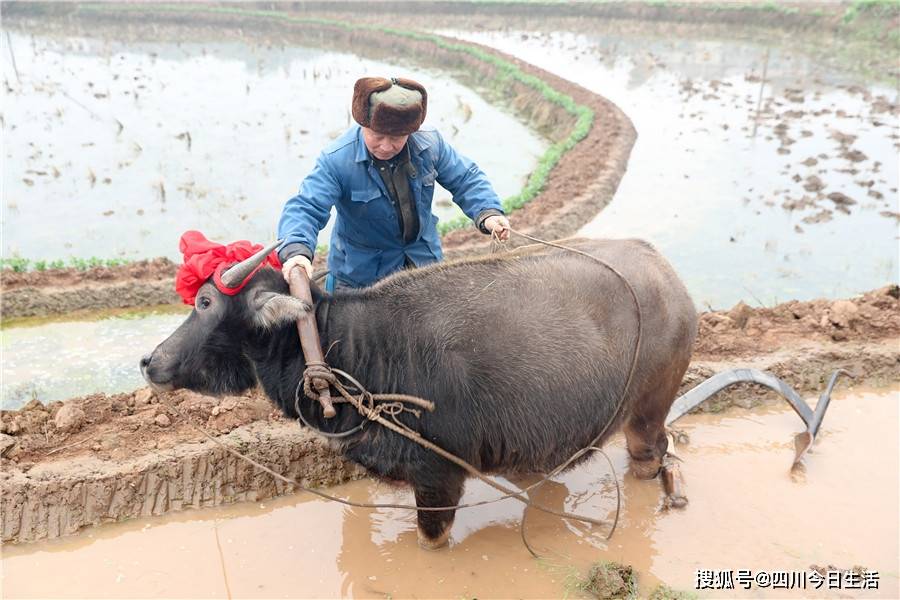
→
(407, 129, 433, 156)
(353, 125, 433, 163)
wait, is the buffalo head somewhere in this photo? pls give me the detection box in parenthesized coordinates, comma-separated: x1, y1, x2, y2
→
(140, 243, 312, 395)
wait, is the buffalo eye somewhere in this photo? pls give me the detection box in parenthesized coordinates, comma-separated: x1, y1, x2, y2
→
(197, 296, 211, 310)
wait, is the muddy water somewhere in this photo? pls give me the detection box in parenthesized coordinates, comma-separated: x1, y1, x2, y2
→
(3, 389, 897, 598)
(0, 308, 188, 409)
(1, 27, 545, 262)
(439, 28, 899, 309)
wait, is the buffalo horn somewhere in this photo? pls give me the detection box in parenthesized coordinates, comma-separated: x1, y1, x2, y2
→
(220, 239, 282, 289)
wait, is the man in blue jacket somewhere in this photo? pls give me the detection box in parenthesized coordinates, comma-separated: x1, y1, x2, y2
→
(277, 76, 510, 291)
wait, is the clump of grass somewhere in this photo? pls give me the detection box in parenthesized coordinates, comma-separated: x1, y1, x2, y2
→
(580, 561, 637, 599)
(0, 257, 30, 272)
(67, 256, 130, 270)
(648, 583, 697, 600)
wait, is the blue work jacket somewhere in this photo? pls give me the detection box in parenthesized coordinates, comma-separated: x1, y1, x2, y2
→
(277, 124, 503, 287)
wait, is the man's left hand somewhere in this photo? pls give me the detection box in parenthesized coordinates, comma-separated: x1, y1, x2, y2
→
(484, 215, 511, 241)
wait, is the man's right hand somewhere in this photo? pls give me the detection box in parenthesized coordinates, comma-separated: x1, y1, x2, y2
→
(282, 255, 314, 283)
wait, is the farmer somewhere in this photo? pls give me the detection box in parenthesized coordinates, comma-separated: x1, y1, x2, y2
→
(277, 76, 510, 291)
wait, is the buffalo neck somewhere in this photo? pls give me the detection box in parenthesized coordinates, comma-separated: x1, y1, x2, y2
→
(244, 295, 375, 435)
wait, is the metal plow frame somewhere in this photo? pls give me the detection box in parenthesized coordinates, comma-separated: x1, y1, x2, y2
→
(665, 368, 850, 470)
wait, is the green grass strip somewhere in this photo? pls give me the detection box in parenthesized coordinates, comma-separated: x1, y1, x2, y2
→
(0, 256, 133, 272)
(79, 3, 595, 237)
(843, 0, 900, 23)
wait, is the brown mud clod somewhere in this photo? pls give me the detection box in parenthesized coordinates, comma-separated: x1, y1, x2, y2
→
(581, 561, 636, 599)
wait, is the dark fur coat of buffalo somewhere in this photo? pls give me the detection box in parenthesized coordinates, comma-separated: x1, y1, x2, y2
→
(142, 238, 697, 548)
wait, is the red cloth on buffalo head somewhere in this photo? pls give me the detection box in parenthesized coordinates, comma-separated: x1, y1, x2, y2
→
(174, 231, 282, 305)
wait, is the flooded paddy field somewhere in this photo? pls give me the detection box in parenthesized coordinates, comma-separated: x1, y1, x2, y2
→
(1, 307, 187, 409)
(3, 388, 897, 598)
(1, 23, 546, 262)
(434, 23, 899, 309)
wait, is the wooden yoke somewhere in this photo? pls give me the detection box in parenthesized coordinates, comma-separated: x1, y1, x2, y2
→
(287, 266, 336, 418)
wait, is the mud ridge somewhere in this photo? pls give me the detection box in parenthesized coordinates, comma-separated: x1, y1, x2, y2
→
(0, 387, 365, 544)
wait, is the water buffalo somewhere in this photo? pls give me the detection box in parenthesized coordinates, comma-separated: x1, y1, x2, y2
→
(141, 237, 697, 548)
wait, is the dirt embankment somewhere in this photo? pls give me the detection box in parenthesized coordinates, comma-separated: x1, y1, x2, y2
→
(2, 286, 897, 544)
(1, 259, 180, 320)
(681, 285, 900, 412)
(0, 388, 365, 544)
(695, 285, 900, 357)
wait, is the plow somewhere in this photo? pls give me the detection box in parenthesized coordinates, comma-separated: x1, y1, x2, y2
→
(665, 367, 850, 471)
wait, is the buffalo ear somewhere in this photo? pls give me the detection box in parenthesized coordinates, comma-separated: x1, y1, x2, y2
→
(251, 291, 311, 329)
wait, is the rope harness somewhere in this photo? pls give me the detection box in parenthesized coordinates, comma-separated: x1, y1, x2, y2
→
(172, 229, 643, 557)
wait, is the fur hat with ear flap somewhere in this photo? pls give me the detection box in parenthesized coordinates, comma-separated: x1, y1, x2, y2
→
(351, 76, 428, 136)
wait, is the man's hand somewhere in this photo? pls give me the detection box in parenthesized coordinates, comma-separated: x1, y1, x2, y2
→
(483, 215, 511, 241)
(282, 255, 314, 283)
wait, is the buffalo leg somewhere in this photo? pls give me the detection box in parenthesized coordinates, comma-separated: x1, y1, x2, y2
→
(624, 362, 692, 508)
(624, 371, 686, 480)
(623, 412, 669, 479)
(413, 468, 465, 550)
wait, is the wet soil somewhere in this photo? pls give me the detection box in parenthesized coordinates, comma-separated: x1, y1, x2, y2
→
(3, 389, 896, 598)
(2, 388, 282, 465)
(694, 284, 900, 357)
(0, 387, 365, 543)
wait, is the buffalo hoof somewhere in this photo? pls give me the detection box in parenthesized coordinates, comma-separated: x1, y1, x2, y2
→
(417, 525, 451, 550)
(664, 493, 689, 509)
